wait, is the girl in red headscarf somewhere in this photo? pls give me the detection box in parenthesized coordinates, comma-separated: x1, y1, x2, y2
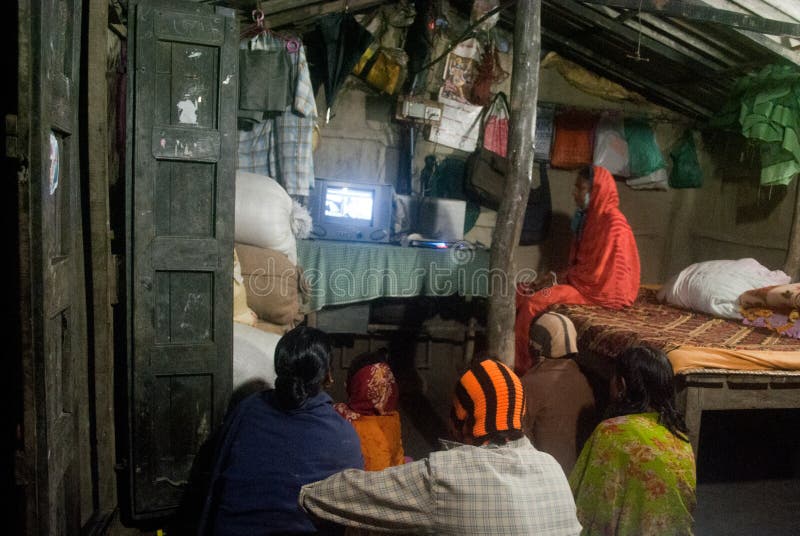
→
(335, 348, 405, 471)
(514, 165, 641, 375)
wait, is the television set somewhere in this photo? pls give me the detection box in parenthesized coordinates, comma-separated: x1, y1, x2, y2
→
(309, 178, 394, 243)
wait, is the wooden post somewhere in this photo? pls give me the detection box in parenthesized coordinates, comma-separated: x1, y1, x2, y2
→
(487, 0, 541, 367)
(784, 179, 800, 281)
(87, 0, 117, 517)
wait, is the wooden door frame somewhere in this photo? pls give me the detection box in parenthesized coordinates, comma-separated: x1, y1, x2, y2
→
(16, 0, 115, 532)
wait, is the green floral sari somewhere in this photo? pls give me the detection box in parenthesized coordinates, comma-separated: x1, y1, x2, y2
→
(569, 413, 696, 535)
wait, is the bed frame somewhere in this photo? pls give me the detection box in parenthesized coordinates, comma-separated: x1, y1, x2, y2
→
(675, 368, 800, 454)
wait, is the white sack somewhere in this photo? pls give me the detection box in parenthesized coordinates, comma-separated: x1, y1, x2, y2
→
(658, 258, 791, 319)
(235, 170, 298, 264)
(233, 322, 280, 391)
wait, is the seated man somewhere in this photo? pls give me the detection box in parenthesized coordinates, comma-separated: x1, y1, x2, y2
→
(299, 358, 582, 535)
(515, 165, 640, 375)
(522, 312, 596, 475)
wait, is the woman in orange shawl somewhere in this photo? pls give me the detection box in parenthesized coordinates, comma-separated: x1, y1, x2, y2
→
(335, 349, 405, 471)
(515, 165, 640, 375)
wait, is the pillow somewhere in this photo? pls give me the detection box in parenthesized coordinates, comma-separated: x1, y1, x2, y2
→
(739, 283, 800, 312)
(658, 258, 790, 319)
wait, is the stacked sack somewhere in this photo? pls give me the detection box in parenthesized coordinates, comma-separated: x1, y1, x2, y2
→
(232, 170, 313, 399)
(233, 170, 312, 335)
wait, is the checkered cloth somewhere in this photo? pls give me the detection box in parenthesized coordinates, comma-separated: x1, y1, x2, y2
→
(237, 37, 317, 196)
(297, 240, 491, 312)
(299, 437, 582, 535)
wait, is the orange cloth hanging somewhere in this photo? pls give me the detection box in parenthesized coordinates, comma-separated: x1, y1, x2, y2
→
(549, 111, 597, 169)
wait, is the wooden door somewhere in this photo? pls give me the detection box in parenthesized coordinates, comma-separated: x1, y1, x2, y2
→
(17, 0, 95, 533)
(125, 0, 237, 519)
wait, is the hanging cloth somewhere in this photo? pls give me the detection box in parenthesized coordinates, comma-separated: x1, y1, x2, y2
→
(711, 63, 800, 186)
(238, 34, 293, 124)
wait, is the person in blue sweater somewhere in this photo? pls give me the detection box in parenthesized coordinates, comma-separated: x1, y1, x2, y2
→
(200, 326, 364, 535)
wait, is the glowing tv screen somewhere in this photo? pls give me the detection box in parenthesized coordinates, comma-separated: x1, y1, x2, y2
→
(324, 187, 374, 222)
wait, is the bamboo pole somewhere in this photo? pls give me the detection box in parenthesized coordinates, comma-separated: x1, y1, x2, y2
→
(487, 0, 541, 367)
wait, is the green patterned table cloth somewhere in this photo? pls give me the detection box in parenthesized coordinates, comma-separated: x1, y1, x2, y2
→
(297, 239, 491, 312)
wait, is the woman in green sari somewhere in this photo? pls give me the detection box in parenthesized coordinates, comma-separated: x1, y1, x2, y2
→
(569, 346, 696, 535)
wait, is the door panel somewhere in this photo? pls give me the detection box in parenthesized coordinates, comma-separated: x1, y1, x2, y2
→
(126, 0, 236, 519)
(19, 0, 93, 532)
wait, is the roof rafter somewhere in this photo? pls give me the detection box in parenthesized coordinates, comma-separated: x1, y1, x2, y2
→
(554, 0, 726, 71)
(579, 0, 800, 36)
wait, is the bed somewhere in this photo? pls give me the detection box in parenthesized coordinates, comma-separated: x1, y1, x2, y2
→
(550, 287, 800, 454)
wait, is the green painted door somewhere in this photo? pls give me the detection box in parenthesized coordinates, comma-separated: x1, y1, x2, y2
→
(126, 0, 237, 519)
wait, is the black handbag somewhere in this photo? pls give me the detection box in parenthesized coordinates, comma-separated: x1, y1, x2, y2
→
(466, 149, 552, 244)
(519, 162, 552, 245)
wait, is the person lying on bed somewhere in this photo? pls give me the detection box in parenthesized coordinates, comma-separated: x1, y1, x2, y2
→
(515, 164, 641, 375)
(569, 346, 696, 535)
(334, 348, 406, 471)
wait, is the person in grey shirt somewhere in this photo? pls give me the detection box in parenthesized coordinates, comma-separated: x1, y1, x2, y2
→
(299, 357, 582, 535)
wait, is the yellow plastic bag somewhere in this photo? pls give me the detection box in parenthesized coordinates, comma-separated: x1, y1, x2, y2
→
(353, 44, 407, 95)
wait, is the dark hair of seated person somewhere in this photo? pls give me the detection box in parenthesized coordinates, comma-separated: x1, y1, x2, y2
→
(606, 345, 689, 442)
(273, 325, 332, 411)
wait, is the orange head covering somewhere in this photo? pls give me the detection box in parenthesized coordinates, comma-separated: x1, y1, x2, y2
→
(451, 358, 526, 443)
(335, 349, 399, 422)
(567, 165, 640, 308)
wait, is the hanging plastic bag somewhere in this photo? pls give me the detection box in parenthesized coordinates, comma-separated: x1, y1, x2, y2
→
(669, 130, 703, 188)
(352, 43, 408, 95)
(483, 92, 509, 157)
(624, 118, 666, 177)
(550, 110, 597, 169)
(593, 113, 630, 177)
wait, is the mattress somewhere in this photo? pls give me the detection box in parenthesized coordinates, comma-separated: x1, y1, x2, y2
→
(551, 288, 800, 373)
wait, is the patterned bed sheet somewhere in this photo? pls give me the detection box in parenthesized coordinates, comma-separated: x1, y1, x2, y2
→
(550, 288, 800, 361)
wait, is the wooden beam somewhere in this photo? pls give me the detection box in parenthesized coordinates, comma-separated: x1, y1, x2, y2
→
(487, 0, 541, 368)
(553, 0, 721, 75)
(580, 0, 800, 37)
(87, 0, 118, 517)
(784, 180, 800, 281)
(264, 0, 388, 28)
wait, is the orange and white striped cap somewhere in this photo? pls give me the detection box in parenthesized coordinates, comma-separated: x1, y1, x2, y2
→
(451, 358, 526, 442)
